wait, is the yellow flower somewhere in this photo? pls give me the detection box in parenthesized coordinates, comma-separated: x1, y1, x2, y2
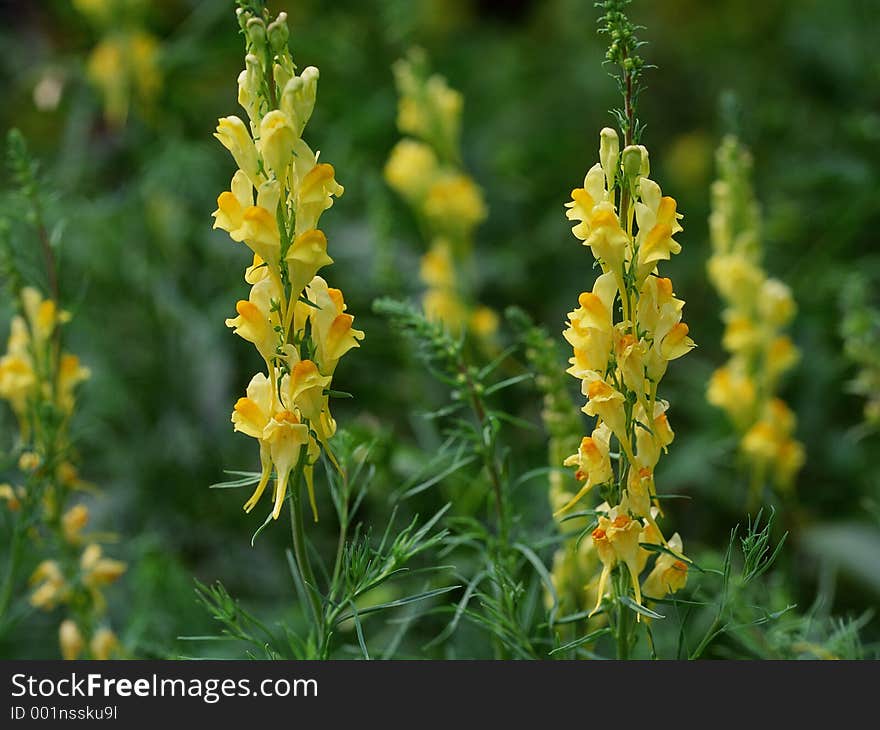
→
(469, 306, 499, 338)
(215, 116, 262, 187)
(90, 627, 119, 660)
(642, 532, 688, 598)
(565, 164, 607, 241)
(557, 423, 613, 515)
(707, 253, 764, 307)
(213, 170, 254, 236)
(259, 110, 297, 183)
(263, 410, 310, 520)
(29, 560, 67, 610)
(81, 543, 127, 589)
(281, 66, 320, 136)
(294, 161, 344, 235)
(766, 336, 800, 379)
(306, 277, 365, 375)
(707, 365, 756, 428)
(0, 483, 22, 511)
(59, 620, 84, 661)
(423, 288, 468, 332)
(635, 179, 683, 280)
(286, 229, 334, 296)
(57, 354, 90, 415)
(419, 240, 456, 289)
(384, 139, 439, 201)
(759, 279, 796, 328)
(225, 278, 283, 366)
(423, 173, 487, 233)
(582, 378, 629, 456)
(62, 504, 89, 544)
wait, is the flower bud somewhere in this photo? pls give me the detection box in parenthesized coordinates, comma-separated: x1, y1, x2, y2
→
(599, 127, 619, 192)
(267, 12, 289, 53)
(246, 17, 267, 54)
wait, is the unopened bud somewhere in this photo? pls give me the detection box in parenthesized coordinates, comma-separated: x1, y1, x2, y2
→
(246, 18, 267, 53)
(622, 145, 645, 181)
(267, 12, 289, 53)
(599, 127, 619, 191)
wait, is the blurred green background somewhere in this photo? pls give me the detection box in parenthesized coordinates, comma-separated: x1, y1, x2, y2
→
(1, 0, 878, 658)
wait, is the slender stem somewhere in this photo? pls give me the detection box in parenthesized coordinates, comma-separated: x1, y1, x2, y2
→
(288, 447, 323, 636)
(0, 513, 25, 629)
(460, 362, 506, 542)
(614, 568, 631, 659)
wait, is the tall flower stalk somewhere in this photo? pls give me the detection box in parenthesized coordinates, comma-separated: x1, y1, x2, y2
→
(557, 0, 693, 657)
(706, 135, 804, 506)
(212, 2, 363, 633)
(0, 130, 125, 659)
(384, 49, 495, 340)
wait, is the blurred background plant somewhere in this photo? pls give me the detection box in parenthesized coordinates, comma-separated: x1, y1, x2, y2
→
(0, 0, 878, 658)
(0, 130, 127, 659)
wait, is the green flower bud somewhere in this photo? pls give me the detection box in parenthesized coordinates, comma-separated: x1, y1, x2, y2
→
(599, 127, 619, 192)
(268, 12, 289, 53)
(246, 17, 267, 54)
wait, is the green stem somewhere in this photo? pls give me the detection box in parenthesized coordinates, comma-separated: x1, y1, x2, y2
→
(288, 447, 324, 638)
(614, 569, 631, 660)
(0, 512, 25, 631)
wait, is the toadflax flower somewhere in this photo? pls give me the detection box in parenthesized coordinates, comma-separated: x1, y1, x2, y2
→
(561, 126, 693, 620)
(706, 136, 804, 502)
(214, 7, 362, 522)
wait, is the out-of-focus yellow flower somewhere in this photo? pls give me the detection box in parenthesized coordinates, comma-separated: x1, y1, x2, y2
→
(386, 50, 491, 342)
(30, 560, 68, 610)
(90, 627, 119, 660)
(0, 483, 22, 511)
(706, 136, 803, 499)
(81, 543, 127, 589)
(384, 140, 439, 201)
(59, 619, 84, 661)
(62, 504, 90, 544)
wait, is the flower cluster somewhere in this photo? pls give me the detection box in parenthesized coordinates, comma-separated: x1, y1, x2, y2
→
(384, 49, 494, 337)
(213, 6, 363, 522)
(560, 128, 693, 614)
(74, 0, 162, 126)
(706, 136, 804, 497)
(0, 287, 125, 659)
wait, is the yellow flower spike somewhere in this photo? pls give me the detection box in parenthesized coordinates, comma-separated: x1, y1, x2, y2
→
(263, 411, 310, 520)
(285, 229, 334, 296)
(215, 116, 263, 187)
(90, 627, 119, 660)
(59, 620, 84, 661)
(260, 110, 298, 183)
